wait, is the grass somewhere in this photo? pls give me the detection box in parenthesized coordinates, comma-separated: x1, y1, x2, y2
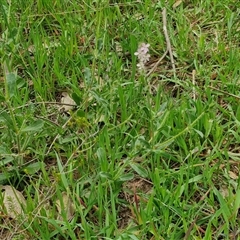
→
(0, 0, 240, 239)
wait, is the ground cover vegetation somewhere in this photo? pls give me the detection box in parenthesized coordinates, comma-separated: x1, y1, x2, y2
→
(0, 0, 240, 239)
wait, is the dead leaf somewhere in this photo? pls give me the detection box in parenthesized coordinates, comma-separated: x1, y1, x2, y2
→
(229, 171, 238, 180)
(28, 42, 60, 54)
(211, 72, 218, 80)
(60, 92, 76, 112)
(173, 0, 182, 9)
(56, 192, 75, 221)
(115, 42, 123, 56)
(27, 45, 35, 53)
(1, 185, 26, 219)
(219, 186, 229, 198)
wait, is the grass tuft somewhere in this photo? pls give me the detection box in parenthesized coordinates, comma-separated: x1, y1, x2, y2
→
(1, 0, 240, 239)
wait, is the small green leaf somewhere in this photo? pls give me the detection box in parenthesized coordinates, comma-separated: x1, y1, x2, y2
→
(214, 187, 231, 221)
(142, 106, 151, 118)
(0, 172, 14, 184)
(72, 92, 81, 105)
(21, 119, 44, 132)
(76, 109, 85, 117)
(180, 175, 203, 196)
(233, 188, 240, 218)
(0, 157, 14, 167)
(84, 67, 92, 83)
(0, 146, 8, 154)
(158, 101, 168, 112)
(129, 235, 141, 240)
(59, 136, 78, 144)
(6, 73, 17, 98)
(17, 77, 27, 88)
(9, 27, 18, 39)
(193, 128, 204, 138)
(153, 139, 174, 152)
(0, 112, 14, 128)
(130, 163, 148, 178)
(135, 136, 150, 149)
(23, 162, 45, 175)
(0, 94, 5, 102)
(118, 173, 134, 182)
(99, 172, 113, 180)
(55, 152, 69, 190)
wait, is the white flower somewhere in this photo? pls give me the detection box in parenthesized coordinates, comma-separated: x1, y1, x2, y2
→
(134, 43, 150, 71)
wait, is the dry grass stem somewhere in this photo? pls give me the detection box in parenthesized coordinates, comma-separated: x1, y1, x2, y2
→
(162, 7, 176, 75)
